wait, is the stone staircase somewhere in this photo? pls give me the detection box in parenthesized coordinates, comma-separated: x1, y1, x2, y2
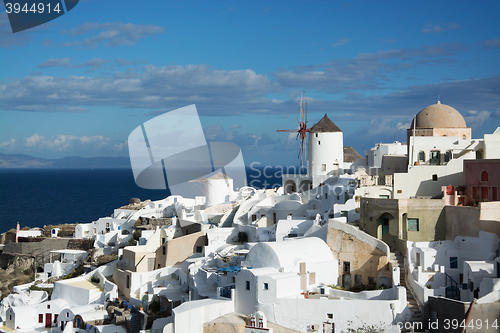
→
(128, 313, 141, 333)
(390, 251, 424, 332)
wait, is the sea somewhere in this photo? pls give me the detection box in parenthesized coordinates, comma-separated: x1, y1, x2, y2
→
(0, 166, 287, 234)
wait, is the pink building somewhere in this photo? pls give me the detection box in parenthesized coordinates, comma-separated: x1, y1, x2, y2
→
(464, 159, 500, 204)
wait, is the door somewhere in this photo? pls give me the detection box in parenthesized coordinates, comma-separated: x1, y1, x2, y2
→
(45, 313, 52, 328)
(148, 258, 155, 271)
(416, 253, 421, 267)
(382, 218, 389, 234)
(481, 187, 489, 201)
(342, 274, 351, 289)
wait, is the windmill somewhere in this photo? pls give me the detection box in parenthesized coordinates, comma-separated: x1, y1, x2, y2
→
(277, 91, 309, 168)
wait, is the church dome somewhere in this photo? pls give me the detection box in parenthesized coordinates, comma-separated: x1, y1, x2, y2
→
(411, 101, 467, 129)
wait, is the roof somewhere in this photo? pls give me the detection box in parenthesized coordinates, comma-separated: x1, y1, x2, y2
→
(207, 172, 232, 180)
(343, 146, 363, 163)
(77, 310, 109, 322)
(308, 114, 342, 133)
(245, 237, 335, 270)
(411, 101, 467, 129)
(51, 249, 87, 254)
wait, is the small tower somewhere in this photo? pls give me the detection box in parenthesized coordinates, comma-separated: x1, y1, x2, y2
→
(206, 172, 234, 207)
(307, 114, 343, 187)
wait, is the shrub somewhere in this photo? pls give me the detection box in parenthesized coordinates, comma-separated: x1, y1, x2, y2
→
(149, 300, 161, 314)
(236, 231, 248, 243)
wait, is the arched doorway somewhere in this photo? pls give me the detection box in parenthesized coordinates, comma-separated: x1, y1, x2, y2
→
(284, 180, 296, 194)
(377, 212, 394, 240)
(298, 180, 312, 193)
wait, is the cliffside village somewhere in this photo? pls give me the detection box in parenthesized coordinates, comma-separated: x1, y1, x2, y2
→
(0, 100, 499, 333)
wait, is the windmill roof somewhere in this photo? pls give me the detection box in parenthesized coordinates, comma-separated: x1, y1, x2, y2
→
(308, 114, 342, 133)
(207, 172, 232, 180)
(343, 146, 363, 163)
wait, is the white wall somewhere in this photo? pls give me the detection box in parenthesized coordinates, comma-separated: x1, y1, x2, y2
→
(173, 298, 234, 333)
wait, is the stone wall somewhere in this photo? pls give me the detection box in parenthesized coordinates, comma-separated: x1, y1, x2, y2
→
(3, 238, 91, 263)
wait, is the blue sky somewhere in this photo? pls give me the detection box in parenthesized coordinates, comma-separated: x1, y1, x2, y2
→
(0, 0, 499, 167)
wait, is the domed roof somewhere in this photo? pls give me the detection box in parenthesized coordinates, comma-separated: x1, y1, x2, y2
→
(411, 101, 467, 129)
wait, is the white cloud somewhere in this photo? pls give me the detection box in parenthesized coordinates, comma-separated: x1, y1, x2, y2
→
(464, 110, 492, 130)
(60, 22, 165, 48)
(274, 43, 465, 92)
(1, 64, 278, 114)
(24, 133, 45, 147)
(481, 38, 500, 49)
(0, 138, 16, 150)
(332, 38, 351, 47)
(19, 133, 127, 153)
(421, 23, 460, 33)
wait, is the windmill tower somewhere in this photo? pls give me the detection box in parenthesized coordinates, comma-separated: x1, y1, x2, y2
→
(307, 114, 343, 188)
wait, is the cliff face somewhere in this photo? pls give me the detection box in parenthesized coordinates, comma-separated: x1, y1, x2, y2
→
(0, 253, 34, 273)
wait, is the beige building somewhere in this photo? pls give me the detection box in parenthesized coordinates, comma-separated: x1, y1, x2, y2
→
(155, 231, 205, 268)
(325, 219, 393, 288)
(360, 197, 447, 253)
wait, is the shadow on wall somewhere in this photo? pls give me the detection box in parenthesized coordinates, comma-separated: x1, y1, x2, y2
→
(415, 171, 463, 198)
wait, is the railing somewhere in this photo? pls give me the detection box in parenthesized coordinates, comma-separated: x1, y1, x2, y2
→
(219, 285, 235, 298)
(444, 272, 460, 300)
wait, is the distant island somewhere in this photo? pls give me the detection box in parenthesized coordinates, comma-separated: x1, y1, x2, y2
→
(0, 153, 131, 168)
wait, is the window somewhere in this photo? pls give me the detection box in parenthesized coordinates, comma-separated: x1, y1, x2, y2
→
(445, 150, 452, 163)
(315, 133, 318, 138)
(472, 186, 478, 200)
(162, 237, 166, 244)
(450, 257, 458, 269)
(418, 151, 425, 162)
(321, 164, 326, 172)
(397, 189, 402, 194)
(309, 272, 316, 284)
(39, 314, 43, 323)
(325, 193, 328, 199)
(263, 283, 269, 290)
(66, 313, 69, 318)
(318, 141, 321, 145)
(163, 246, 166, 255)
(126, 275, 130, 289)
(432, 174, 438, 181)
(379, 195, 389, 199)
(430, 150, 440, 165)
(408, 218, 419, 231)
(252, 215, 256, 222)
(47, 304, 50, 309)
(246, 281, 250, 290)
(232, 277, 236, 283)
(343, 261, 350, 273)
(196, 246, 202, 253)
(327, 313, 333, 319)
(481, 171, 489, 182)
